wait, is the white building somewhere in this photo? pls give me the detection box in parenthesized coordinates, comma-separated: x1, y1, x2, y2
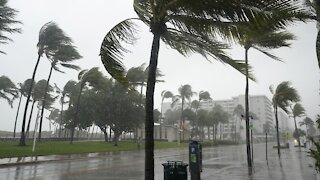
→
(161, 95, 275, 141)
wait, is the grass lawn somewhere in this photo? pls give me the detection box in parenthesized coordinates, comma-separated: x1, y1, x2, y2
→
(0, 140, 188, 158)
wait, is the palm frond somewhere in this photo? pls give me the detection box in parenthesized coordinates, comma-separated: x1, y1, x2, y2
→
(100, 18, 140, 86)
(252, 46, 282, 61)
(52, 65, 65, 73)
(162, 29, 255, 80)
(38, 21, 73, 57)
(60, 63, 81, 71)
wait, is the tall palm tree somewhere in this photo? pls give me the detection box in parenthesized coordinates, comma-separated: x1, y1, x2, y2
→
(160, 90, 173, 139)
(234, 25, 295, 168)
(0, 0, 21, 54)
(270, 81, 300, 158)
(176, 84, 195, 141)
(38, 42, 82, 140)
(291, 103, 305, 147)
(20, 22, 74, 146)
(0, 75, 18, 107)
(99, 1, 310, 179)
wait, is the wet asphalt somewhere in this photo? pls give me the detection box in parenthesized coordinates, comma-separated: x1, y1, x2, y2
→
(0, 141, 316, 180)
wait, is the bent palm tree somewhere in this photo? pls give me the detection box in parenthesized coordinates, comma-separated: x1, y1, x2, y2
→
(39, 42, 82, 140)
(0, 75, 18, 106)
(0, 0, 21, 54)
(235, 26, 294, 167)
(270, 81, 300, 158)
(174, 84, 195, 141)
(291, 103, 305, 148)
(100, 1, 310, 179)
(20, 22, 73, 146)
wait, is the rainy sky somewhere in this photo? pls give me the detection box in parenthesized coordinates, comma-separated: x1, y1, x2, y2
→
(0, 0, 319, 132)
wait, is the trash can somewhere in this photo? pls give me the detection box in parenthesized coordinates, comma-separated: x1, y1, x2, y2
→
(162, 161, 188, 180)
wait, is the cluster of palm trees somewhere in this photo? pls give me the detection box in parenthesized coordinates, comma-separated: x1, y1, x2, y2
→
(99, 0, 319, 179)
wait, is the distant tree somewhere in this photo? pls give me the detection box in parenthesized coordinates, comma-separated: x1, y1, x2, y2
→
(299, 117, 315, 137)
(291, 103, 305, 147)
(0, 0, 21, 54)
(270, 81, 300, 158)
(70, 67, 108, 144)
(197, 109, 209, 140)
(233, 104, 244, 141)
(0, 75, 18, 106)
(26, 80, 55, 138)
(20, 22, 75, 146)
(172, 84, 195, 141)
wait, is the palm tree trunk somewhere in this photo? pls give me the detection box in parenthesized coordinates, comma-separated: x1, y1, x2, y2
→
(207, 126, 210, 140)
(160, 98, 164, 139)
(145, 33, 161, 180)
(59, 97, 64, 138)
(316, 29, 320, 69)
(70, 86, 83, 144)
(275, 106, 281, 158)
(20, 55, 41, 146)
(293, 117, 301, 148)
(181, 97, 184, 141)
(13, 93, 22, 138)
(244, 47, 252, 169)
(26, 101, 36, 138)
(39, 65, 54, 140)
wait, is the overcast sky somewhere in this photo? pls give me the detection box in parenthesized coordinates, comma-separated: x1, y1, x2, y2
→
(0, 0, 319, 132)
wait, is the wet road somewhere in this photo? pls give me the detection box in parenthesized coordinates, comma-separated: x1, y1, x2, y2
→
(0, 142, 316, 180)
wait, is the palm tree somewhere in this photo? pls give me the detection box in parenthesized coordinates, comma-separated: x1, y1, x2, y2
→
(160, 90, 173, 139)
(99, 1, 310, 178)
(127, 63, 164, 95)
(291, 103, 305, 147)
(270, 81, 300, 158)
(234, 25, 295, 168)
(13, 79, 34, 138)
(38, 41, 82, 140)
(299, 117, 315, 137)
(26, 80, 55, 138)
(175, 84, 195, 141)
(19, 22, 74, 146)
(0, 0, 21, 54)
(0, 75, 18, 107)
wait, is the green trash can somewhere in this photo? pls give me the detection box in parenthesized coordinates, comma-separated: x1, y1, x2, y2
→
(162, 161, 188, 180)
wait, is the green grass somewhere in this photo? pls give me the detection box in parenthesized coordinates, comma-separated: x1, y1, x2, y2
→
(0, 140, 188, 158)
